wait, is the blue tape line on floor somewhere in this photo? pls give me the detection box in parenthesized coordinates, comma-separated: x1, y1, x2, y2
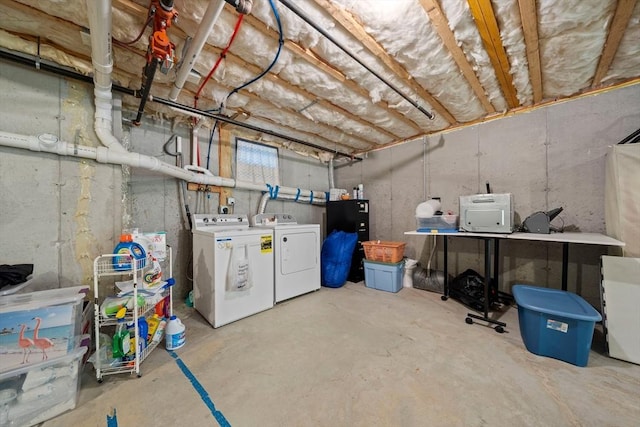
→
(170, 351, 231, 427)
(106, 408, 118, 427)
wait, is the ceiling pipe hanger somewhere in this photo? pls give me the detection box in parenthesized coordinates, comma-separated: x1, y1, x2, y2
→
(278, 0, 435, 121)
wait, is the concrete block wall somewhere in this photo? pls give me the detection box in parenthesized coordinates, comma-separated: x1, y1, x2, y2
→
(336, 83, 640, 305)
(1, 61, 330, 301)
(0, 61, 122, 292)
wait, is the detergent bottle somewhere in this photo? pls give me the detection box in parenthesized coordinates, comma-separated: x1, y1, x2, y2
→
(113, 234, 146, 271)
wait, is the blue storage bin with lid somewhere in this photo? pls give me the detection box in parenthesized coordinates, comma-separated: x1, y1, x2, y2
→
(363, 260, 404, 293)
(512, 285, 602, 367)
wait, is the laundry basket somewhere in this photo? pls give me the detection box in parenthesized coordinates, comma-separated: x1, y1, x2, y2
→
(362, 241, 406, 263)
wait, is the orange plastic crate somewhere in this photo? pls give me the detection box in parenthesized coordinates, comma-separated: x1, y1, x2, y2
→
(362, 241, 406, 263)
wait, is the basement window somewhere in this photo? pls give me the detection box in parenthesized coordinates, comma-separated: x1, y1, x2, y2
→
(235, 138, 280, 185)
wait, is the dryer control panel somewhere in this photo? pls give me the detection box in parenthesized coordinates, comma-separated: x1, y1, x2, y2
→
(193, 214, 249, 231)
(251, 213, 297, 227)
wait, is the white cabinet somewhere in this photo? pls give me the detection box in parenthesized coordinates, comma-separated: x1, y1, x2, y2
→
(92, 247, 173, 381)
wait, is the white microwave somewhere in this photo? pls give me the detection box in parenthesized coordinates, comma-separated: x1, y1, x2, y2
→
(459, 193, 514, 233)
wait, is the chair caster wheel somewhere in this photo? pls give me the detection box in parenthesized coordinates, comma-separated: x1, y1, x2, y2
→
(441, 295, 448, 301)
(494, 326, 505, 334)
(465, 317, 473, 325)
(137, 374, 142, 378)
(97, 379, 103, 384)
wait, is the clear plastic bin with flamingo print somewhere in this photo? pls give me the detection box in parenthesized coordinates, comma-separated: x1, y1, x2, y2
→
(0, 286, 88, 374)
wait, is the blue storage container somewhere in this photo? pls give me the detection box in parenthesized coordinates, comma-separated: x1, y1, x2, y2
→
(512, 285, 602, 367)
(363, 260, 403, 293)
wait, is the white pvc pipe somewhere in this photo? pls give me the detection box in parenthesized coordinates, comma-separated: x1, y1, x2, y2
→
(328, 158, 335, 189)
(0, 131, 328, 199)
(169, 0, 226, 101)
(257, 190, 325, 214)
(86, 0, 126, 152)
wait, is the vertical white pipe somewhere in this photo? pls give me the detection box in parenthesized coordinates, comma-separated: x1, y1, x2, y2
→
(169, 0, 226, 101)
(86, 0, 126, 152)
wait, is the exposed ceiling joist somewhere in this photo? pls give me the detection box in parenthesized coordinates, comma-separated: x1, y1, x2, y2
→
(592, 0, 637, 88)
(112, 1, 391, 145)
(312, 0, 457, 125)
(240, 12, 425, 133)
(3, 0, 639, 156)
(467, 0, 520, 109)
(419, 0, 495, 114)
(517, 0, 542, 103)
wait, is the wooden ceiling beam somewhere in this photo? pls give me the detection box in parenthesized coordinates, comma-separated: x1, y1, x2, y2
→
(112, 1, 390, 144)
(419, 0, 495, 113)
(312, 0, 457, 124)
(592, 0, 637, 87)
(201, 45, 387, 146)
(240, 12, 425, 133)
(517, 0, 542, 103)
(467, 0, 520, 109)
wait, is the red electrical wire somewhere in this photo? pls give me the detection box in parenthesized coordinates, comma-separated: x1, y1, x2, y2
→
(194, 14, 245, 108)
(193, 14, 244, 167)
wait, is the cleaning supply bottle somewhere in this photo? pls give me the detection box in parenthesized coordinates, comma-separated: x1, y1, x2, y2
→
(113, 234, 146, 271)
(165, 315, 185, 351)
(137, 317, 148, 351)
(146, 314, 161, 342)
(151, 317, 167, 343)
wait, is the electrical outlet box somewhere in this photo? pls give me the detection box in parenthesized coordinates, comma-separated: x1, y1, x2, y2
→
(218, 205, 230, 214)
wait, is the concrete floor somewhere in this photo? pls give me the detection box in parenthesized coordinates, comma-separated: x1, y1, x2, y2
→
(43, 283, 640, 427)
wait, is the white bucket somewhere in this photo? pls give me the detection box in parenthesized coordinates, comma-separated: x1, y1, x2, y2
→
(165, 315, 185, 351)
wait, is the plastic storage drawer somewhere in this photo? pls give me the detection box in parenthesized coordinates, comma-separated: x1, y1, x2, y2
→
(416, 215, 459, 232)
(0, 286, 88, 374)
(513, 285, 601, 367)
(0, 346, 87, 426)
(363, 260, 403, 293)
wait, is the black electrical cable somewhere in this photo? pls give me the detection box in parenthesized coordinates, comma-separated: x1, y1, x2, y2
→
(162, 134, 179, 156)
(206, 121, 219, 170)
(278, 0, 435, 120)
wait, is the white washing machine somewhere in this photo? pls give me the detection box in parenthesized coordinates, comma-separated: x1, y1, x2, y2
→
(252, 213, 320, 303)
(192, 214, 274, 328)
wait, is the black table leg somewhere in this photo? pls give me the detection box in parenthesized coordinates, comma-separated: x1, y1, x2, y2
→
(466, 238, 506, 333)
(441, 236, 449, 301)
(562, 242, 569, 291)
(493, 237, 499, 286)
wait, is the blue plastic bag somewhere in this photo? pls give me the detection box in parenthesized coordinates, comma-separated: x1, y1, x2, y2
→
(321, 230, 358, 288)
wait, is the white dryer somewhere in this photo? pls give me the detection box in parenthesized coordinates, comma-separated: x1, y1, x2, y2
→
(252, 213, 321, 303)
(192, 214, 274, 328)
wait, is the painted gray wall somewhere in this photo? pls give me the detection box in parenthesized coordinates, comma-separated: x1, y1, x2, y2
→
(1, 61, 329, 302)
(336, 83, 640, 305)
